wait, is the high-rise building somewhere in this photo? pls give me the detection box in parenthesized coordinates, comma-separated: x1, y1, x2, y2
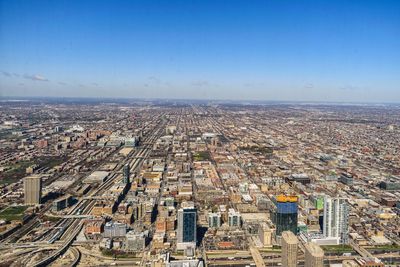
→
(323, 196, 349, 244)
(305, 242, 324, 267)
(208, 212, 221, 228)
(133, 203, 145, 221)
(274, 195, 298, 236)
(24, 175, 42, 205)
(281, 231, 298, 267)
(177, 202, 197, 250)
(228, 208, 241, 227)
(258, 222, 273, 246)
(123, 164, 130, 184)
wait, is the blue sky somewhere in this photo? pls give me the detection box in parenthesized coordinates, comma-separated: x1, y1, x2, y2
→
(0, 0, 399, 102)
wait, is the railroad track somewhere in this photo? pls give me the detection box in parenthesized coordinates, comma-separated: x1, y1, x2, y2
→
(31, 117, 167, 266)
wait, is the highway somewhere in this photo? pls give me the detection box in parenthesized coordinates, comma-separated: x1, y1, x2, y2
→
(31, 118, 166, 266)
(348, 239, 374, 258)
(247, 236, 266, 267)
(0, 116, 167, 267)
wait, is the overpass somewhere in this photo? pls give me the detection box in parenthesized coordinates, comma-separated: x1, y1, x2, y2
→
(32, 221, 83, 267)
(349, 240, 373, 258)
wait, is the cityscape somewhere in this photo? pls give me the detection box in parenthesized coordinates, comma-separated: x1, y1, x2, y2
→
(1, 0, 400, 266)
(0, 99, 399, 266)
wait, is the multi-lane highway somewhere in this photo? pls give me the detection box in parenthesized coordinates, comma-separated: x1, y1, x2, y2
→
(0, 116, 166, 266)
(31, 118, 167, 266)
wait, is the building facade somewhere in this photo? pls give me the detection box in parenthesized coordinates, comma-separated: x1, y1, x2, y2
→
(258, 223, 273, 246)
(228, 209, 241, 227)
(274, 195, 298, 236)
(208, 212, 221, 228)
(104, 222, 127, 238)
(323, 196, 349, 244)
(281, 231, 298, 267)
(305, 242, 324, 267)
(24, 175, 42, 205)
(123, 164, 130, 184)
(177, 203, 197, 250)
(125, 231, 146, 252)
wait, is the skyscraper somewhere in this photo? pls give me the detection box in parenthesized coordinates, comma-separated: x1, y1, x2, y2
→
(123, 164, 130, 184)
(24, 175, 42, 205)
(281, 231, 298, 267)
(305, 242, 324, 267)
(274, 195, 298, 236)
(323, 196, 349, 244)
(177, 202, 197, 250)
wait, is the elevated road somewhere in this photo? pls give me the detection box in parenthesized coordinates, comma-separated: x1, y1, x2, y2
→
(30, 117, 167, 266)
(349, 239, 374, 258)
(246, 235, 265, 267)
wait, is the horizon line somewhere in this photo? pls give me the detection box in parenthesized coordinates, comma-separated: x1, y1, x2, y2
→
(1, 95, 400, 106)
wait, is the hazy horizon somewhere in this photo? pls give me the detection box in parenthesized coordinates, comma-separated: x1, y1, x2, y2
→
(1, 0, 399, 102)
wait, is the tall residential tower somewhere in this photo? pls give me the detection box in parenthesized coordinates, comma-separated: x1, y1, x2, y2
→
(323, 196, 349, 244)
(305, 242, 324, 267)
(24, 175, 42, 205)
(281, 231, 298, 267)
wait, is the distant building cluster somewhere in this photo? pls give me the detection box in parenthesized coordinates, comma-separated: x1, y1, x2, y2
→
(0, 102, 399, 266)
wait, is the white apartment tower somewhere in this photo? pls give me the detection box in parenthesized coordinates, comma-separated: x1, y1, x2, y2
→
(323, 196, 349, 244)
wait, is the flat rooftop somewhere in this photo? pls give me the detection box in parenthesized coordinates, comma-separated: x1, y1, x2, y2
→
(282, 231, 298, 244)
(305, 242, 324, 256)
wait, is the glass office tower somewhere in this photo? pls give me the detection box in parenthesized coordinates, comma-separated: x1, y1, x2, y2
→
(177, 202, 197, 250)
(273, 195, 298, 236)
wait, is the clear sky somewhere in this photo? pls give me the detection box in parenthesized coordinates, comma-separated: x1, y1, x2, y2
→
(0, 0, 399, 102)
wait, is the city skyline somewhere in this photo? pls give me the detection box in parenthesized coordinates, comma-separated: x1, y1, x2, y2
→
(1, 0, 400, 102)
